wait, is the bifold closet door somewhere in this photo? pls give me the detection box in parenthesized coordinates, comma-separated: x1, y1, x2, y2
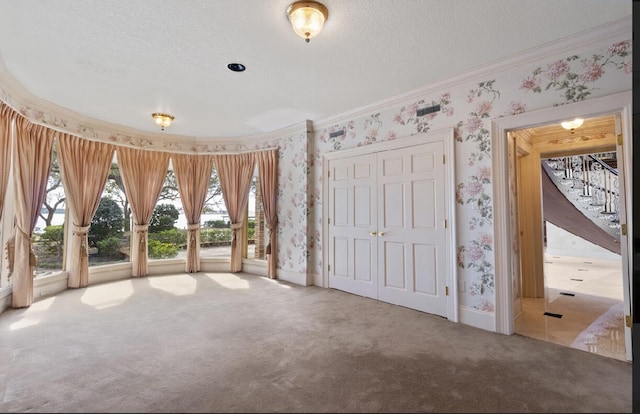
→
(376, 142, 447, 317)
(327, 153, 378, 299)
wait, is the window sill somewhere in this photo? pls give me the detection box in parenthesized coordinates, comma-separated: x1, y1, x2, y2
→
(89, 262, 131, 273)
(200, 257, 231, 263)
(34, 271, 69, 286)
(242, 258, 267, 266)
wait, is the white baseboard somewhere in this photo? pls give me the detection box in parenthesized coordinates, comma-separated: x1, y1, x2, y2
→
(33, 272, 69, 299)
(0, 286, 11, 314)
(242, 260, 267, 277)
(200, 259, 231, 273)
(147, 260, 186, 275)
(311, 272, 322, 287)
(89, 263, 132, 285)
(277, 269, 310, 286)
(458, 306, 497, 332)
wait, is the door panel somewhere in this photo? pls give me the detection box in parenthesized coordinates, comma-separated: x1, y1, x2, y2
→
(327, 137, 450, 318)
(412, 152, 435, 172)
(333, 237, 349, 277)
(383, 182, 404, 228)
(328, 154, 377, 299)
(382, 241, 406, 290)
(333, 187, 349, 225)
(413, 179, 436, 228)
(414, 244, 437, 295)
(354, 185, 372, 227)
(378, 142, 447, 316)
(354, 238, 373, 281)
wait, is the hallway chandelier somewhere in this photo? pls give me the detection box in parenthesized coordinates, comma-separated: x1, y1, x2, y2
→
(286, 1, 328, 43)
(151, 113, 174, 131)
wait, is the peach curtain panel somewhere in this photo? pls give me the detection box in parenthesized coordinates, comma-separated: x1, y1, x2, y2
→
(256, 149, 278, 279)
(117, 146, 170, 277)
(57, 134, 115, 288)
(12, 117, 55, 308)
(213, 153, 255, 272)
(0, 103, 15, 222)
(173, 153, 213, 273)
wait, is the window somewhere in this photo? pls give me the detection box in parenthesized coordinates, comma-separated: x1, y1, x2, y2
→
(200, 167, 231, 258)
(88, 161, 130, 266)
(34, 141, 65, 276)
(246, 168, 267, 260)
(148, 169, 186, 261)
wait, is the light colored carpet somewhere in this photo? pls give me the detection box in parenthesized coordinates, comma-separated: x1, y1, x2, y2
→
(0, 272, 632, 413)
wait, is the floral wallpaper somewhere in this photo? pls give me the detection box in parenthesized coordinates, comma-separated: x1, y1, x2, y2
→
(519, 41, 631, 102)
(200, 130, 311, 275)
(0, 33, 631, 317)
(307, 38, 631, 312)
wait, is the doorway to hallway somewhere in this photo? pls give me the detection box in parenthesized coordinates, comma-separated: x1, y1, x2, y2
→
(508, 114, 628, 361)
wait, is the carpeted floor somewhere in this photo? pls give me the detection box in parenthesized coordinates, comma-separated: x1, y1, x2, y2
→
(0, 272, 632, 413)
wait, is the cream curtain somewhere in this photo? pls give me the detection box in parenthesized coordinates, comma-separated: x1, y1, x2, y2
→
(173, 154, 213, 273)
(0, 103, 15, 221)
(57, 134, 115, 288)
(213, 153, 255, 272)
(256, 149, 279, 279)
(117, 147, 170, 277)
(12, 117, 55, 308)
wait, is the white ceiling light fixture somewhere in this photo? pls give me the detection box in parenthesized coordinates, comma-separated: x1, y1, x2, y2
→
(561, 118, 584, 133)
(286, 1, 328, 43)
(151, 113, 174, 131)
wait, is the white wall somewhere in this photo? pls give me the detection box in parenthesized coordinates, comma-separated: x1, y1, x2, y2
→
(545, 222, 621, 261)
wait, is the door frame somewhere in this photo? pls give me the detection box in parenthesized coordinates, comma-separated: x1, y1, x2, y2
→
(322, 128, 458, 322)
(491, 91, 633, 359)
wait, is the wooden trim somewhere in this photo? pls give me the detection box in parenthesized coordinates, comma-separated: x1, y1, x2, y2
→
(492, 90, 632, 335)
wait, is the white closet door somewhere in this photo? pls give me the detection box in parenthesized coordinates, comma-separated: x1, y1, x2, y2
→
(377, 142, 448, 317)
(327, 153, 378, 299)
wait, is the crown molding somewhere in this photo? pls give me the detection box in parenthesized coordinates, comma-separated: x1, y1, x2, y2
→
(312, 16, 632, 132)
(0, 68, 200, 151)
(0, 63, 312, 154)
(0, 16, 630, 149)
(194, 120, 310, 149)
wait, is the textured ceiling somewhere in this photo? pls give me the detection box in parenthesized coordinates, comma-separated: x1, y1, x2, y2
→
(0, 0, 632, 138)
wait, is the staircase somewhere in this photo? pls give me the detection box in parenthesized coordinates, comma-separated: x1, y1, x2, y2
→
(541, 152, 620, 253)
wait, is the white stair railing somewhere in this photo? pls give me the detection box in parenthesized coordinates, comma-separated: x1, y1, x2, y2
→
(542, 152, 620, 241)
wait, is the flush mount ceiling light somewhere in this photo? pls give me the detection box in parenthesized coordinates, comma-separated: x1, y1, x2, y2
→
(151, 113, 174, 131)
(561, 118, 584, 133)
(286, 1, 328, 43)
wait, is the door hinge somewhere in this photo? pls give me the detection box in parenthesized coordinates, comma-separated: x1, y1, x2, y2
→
(442, 154, 445, 164)
(617, 134, 623, 145)
(328, 217, 331, 225)
(625, 314, 632, 328)
(328, 264, 331, 271)
(445, 286, 449, 296)
(621, 223, 627, 236)
(443, 219, 447, 229)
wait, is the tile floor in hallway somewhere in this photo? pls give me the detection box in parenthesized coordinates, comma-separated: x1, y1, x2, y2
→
(514, 253, 627, 362)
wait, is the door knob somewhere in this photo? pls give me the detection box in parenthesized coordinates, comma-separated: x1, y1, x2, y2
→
(369, 230, 377, 236)
(378, 231, 385, 236)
